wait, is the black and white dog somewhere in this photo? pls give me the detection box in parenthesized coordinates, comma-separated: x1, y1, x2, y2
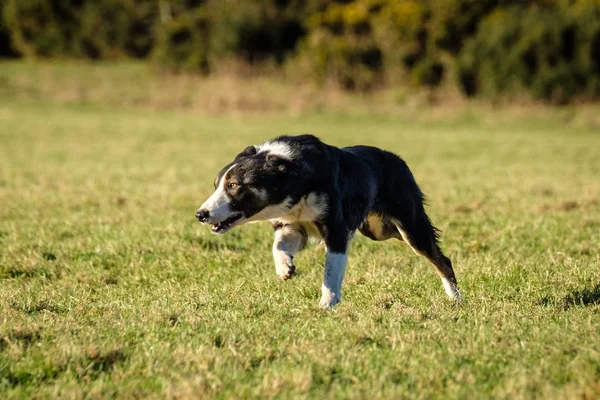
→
(195, 135, 460, 308)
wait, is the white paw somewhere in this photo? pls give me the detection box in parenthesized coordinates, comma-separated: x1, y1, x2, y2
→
(274, 253, 296, 280)
(449, 290, 462, 301)
(276, 263, 295, 280)
(319, 286, 340, 308)
(442, 278, 462, 301)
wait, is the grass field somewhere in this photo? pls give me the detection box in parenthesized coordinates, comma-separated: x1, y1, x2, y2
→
(1, 62, 600, 399)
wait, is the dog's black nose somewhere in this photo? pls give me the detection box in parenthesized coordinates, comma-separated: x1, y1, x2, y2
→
(195, 209, 209, 222)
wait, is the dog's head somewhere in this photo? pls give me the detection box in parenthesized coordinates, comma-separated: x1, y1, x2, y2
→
(195, 145, 299, 233)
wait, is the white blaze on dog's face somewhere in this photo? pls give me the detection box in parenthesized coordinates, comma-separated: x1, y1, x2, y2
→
(197, 164, 239, 231)
(195, 144, 301, 234)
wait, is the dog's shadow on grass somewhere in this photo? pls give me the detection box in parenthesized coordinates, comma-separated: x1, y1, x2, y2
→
(540, 284, 600, 310)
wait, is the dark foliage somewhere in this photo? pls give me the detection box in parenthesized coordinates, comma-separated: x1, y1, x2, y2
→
(1, 0, 599, 101)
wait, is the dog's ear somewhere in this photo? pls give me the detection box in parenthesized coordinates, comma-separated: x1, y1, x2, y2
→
(266, 154, 298, 173)
(235, 145, 257, 160)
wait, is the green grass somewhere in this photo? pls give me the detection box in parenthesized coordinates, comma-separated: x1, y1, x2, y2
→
(1, 62, 600, 399)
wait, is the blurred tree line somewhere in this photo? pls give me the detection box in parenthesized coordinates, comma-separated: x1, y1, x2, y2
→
(1, 0, 599, 103)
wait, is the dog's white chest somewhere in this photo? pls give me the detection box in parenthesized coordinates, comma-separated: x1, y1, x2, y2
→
(280, 192, 328, 223)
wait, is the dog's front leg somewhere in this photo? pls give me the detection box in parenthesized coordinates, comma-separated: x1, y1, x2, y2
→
(319, 251, 348, 308)
(319, 227, 352, 308)
(272, 223, 307, 280)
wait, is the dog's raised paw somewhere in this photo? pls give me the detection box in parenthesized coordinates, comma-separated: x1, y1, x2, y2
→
(277, 264, 296, 280)
(278, 270, 295, 280)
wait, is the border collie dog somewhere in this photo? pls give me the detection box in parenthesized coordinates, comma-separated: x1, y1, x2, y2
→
(195, 135, 460, 308)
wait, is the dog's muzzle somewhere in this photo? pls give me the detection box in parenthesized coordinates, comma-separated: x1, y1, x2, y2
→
(195, 209, 209, 223)
(195, 209, 243, 234)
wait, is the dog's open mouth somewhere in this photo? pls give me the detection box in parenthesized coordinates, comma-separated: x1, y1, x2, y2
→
(211, 214, 243, 234)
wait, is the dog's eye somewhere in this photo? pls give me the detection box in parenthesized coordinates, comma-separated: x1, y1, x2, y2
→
(228, 182, 239, 189)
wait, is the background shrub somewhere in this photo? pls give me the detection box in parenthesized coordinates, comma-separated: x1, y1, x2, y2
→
(1, 0, 599, 102)
(209, 0, 307, 64)
(152, 0, 308, 73)
(1, 0, 157, 59)
(152, 0, 211, 73)
(298, 1, 385, 90)
(77, 0, 158, 59)
(2, 0, 80, 57)
(457, 1, 600, 103)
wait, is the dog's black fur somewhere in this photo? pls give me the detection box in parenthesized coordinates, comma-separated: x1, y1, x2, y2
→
(196, 134, 459, 307)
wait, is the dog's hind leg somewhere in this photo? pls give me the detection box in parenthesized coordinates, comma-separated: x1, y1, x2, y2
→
(272, 222, 307, 280)
(358, 213, 402, 241)
(393, 215, 461, 300)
